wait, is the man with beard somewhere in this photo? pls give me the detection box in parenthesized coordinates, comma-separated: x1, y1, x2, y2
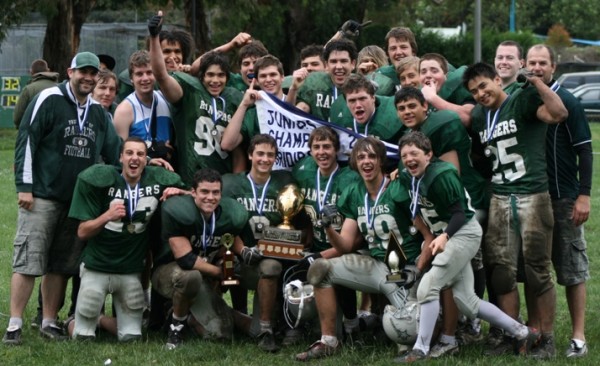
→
(4, 52, 121, 345)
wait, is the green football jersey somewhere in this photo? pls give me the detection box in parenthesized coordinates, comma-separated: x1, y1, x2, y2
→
(470, 86, 547, 194)
(292, 156, 359, 252)
(400, 160, 474, 235)
(297, 72, 394, 121)
(416, 109, 488, 209)
(376, 65, 400, 87)
(337, 178, 421, 263)
(155, 195, 248, 266)
(222, 170, 296, 247)
(227, 72, 248, 93)
(69, 165, 186, 274)
(438, 66, 475, 106)
(330, 95, 406, 145)
(504, 81, 523, 95)
(171, 72, 243, 184)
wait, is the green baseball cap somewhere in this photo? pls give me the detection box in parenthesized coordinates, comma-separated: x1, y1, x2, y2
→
(70, 52, 100, 70)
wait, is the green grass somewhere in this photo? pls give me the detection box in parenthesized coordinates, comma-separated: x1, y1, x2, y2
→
(1, 127, 600, 365)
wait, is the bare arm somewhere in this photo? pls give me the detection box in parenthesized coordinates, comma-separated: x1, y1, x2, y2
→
(221, 80, 258, 151)
(78, 200, 126, 241)
(421, 81, 474, 126)
(169, 236, 221, 277)
(530, 77, 568, 124)
(414, 215, 434, 272)
(190, 32, 252, 75)
(324, 218, 360, 254)
(112, 100, 133, 140)
(148, 12, 183, 103)
(286, 67, 309, 106)
(439, 150, 460, 174)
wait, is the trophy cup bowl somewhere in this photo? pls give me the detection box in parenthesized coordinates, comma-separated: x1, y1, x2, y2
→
(276, 184, 304, 230)
(258, 184, 306, 261)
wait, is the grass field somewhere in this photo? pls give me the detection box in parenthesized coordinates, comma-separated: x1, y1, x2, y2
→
(0, 126, 599, 365)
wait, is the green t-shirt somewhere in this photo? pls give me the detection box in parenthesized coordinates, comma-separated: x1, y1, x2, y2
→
(171, 72, 243, 184)
(400, 160, 474, 235)
(69, 165, 186, 274)
(470, 87, 547, 194)
(155, 195, 248, 266)
(222, 170, 296, 247)
(376, 65, 400, 88)
(292, 156, 359, 252)
(337, 178, 421, 263)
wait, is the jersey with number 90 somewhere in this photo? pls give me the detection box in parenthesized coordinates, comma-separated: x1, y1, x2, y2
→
(470, 86, 546, 194)
(337, 178, 421, 263)
(171, 72, 243, 185)
(69, 165, 186, 274)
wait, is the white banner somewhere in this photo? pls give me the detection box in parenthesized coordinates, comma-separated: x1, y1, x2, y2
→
(255, 91, 398, 170)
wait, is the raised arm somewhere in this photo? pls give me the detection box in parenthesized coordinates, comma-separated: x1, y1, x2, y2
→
(221, 79, 258, 151)
(148, 11, 183, 103)
(190, 32, 252, 75)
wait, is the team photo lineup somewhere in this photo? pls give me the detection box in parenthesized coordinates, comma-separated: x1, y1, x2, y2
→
(3, 8, 593, 363)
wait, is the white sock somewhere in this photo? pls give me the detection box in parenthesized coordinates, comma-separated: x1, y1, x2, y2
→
(413, 300, 440, 354)
(321, 335, 338, 347)
(8, 317, 22, 330)
(477, 300, 526, 339)
(439, 333, 457, 345)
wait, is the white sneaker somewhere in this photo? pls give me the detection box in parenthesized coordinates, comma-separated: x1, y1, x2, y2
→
(566, 339, 588, 358)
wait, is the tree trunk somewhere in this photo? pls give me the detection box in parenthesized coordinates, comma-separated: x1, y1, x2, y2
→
(185, 0, 212, 57)
(42, 0, 95, 81)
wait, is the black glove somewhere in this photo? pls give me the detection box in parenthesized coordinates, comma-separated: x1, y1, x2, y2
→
(339, 20, 362, 38)
(398, 265, 421, 289)
(241, 246, 263, 266)
(296, 252, 322, 271)
(319, 204, 338, 228)
(148, 14, 163, 37)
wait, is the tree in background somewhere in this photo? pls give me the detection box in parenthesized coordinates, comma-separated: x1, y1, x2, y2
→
(546, 24, 573, 50)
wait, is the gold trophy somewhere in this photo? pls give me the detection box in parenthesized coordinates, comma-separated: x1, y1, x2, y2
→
(221, 233, 239, 286)
(385, 231, 408, 283)
(257, 184, 307, 261)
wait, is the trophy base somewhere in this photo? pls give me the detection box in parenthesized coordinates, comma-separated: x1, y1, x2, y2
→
(222, 278, 240, 286)
(258, 239, 305, 261)
(262, 227, 305, 244)
(386, 273, 403, 283)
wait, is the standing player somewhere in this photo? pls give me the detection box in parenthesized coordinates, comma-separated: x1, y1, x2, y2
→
(92, 69, 118, 116)
(221, 55, 287, 153)
(152, 168, 248, 349)
(396, 56, 421, 89)
(222, 134, 299, 352)
(419, 53, 475, 125)
(149, 11, 245, 184)
(3, 52, 121, 345)
(114, 50, 174, 169)
(394, 132, 540, 362)
(526, 44, 592, 358)
(377, 27, 418, 87)
(295, 137, 432, 361)
(495, 41, 524, 93)
(462, 62, 567, 356)
(66, 137, 187, 341)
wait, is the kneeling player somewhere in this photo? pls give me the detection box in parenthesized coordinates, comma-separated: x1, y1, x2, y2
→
(67, 137, 187, 341)
(393, 132, 540, 362)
